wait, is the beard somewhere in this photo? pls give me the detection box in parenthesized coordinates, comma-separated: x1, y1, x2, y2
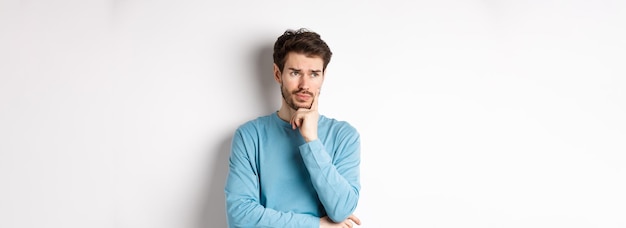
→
(281, 84, 314, 110)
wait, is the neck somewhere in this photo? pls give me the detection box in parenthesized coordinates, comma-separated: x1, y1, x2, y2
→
(276, 104, 295, 123)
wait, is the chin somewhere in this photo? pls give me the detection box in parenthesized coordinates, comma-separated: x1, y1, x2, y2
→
(298, 101, 313, 108)
(290, 101, 311, 110)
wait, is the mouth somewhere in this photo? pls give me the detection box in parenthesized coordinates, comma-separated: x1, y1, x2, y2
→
(295, 93, 311, 100)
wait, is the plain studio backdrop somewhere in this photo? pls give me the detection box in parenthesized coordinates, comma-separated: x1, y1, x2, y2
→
(1, 0, 625, 227)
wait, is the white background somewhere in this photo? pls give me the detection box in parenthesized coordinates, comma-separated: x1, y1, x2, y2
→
(1, 0, 625, 227)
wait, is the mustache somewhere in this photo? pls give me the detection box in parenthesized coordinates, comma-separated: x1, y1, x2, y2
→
(292, 89, 313, 96)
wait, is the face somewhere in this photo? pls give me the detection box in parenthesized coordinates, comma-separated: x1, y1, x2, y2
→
(274, 52, 325, 110)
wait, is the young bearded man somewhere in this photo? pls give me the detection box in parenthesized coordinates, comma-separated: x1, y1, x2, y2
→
(225, 28, 362, 228)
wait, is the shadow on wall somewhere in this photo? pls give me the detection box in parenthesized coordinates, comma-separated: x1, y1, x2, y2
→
(198, 43, 276, 228)
(254, 43, 279, 115)
(200, 136, 231, 228)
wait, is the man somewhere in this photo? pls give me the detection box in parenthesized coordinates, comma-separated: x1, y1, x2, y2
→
(225, 28, 362, 228)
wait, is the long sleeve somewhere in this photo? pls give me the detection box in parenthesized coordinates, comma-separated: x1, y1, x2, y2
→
(225, 128, 319, 228)
(298, 126, 361, 222)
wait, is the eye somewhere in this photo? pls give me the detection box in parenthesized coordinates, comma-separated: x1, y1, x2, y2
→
(311, 72, 320, 78)
(289, 71, 300, 77)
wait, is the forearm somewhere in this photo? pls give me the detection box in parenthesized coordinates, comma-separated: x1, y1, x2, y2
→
(299, 140, 360, 222)
(225, 196, 319, 228)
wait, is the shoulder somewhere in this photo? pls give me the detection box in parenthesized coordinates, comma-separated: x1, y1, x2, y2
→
(234, 114, 273, 135)
(320, 115, 359, 136)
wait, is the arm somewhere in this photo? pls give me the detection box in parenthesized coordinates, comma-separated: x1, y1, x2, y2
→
(225, 128, 319, 228)
(299, 127, 361, 223)
(289, 91, 361, 223)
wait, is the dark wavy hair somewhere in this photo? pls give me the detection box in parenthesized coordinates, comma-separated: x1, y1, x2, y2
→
(273, 28, 333, 72)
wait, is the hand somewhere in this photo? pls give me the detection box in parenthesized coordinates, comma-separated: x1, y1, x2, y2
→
(320, 214, 362, 228)
(290, 89, 320, 142)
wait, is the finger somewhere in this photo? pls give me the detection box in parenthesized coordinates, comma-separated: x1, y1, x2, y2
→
(291, 118, 299, 130)
(290, 113, 302, 129)
(290, 113, 297, 129)
(348, 214, 361, 225)
(296, 116, 302, 128)
(311, 89, 320, 110)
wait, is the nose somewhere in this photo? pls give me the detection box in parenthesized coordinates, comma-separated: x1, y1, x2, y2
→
(298, 75, 310, 90)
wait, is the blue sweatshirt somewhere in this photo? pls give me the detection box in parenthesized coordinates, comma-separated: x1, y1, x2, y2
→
(225, 112, 361, 228)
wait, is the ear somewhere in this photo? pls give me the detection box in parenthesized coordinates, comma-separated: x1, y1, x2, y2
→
(273, 63, 282, 84)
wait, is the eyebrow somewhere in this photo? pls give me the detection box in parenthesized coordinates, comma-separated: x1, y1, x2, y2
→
(288, 68, 322, 73)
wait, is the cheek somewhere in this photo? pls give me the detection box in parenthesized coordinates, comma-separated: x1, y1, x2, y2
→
(312, 80, 323, 89)
(282, 79, 299, 89)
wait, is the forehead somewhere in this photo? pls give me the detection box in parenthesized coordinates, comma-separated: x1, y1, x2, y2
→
(284, 52, 324, 70)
